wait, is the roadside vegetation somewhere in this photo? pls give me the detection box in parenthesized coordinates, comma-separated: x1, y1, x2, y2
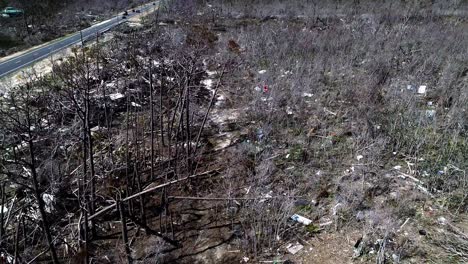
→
(0, 0, 467, 263)
(0, 0, 148, 56)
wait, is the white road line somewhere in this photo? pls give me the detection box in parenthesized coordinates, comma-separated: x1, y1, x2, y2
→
(15, 60, 21, 64)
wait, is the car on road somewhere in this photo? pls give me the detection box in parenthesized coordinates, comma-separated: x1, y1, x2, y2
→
(1, 7, 24, 17)
(122, 10, 128, 19)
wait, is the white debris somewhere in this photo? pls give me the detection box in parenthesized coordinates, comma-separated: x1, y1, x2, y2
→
(105, 82, 116, 88)
(287, 243, 304, 255)
(212, 133, 233, 151)
(332, 203, 342, 215)
(437, 216, 447, 225)
(259, 190, 273, 203)
(286, 106, 293, 115)
(109, 93, 124, 100)
(258, 70, 267, 74)
(0, 205, 8, 214)
(201, 79, 214, 90)
(319, 220, 333, 227)
(90, 126, 101, 132)
(131, 102, 142, 107)
(393, 165, 402, 170)
(302, 92, 313, 98)
(40, 118, 49, 127)
(417, 85, 427, 94)
(206, 70, 217, 76)
(215, 94, 226, 107)
(42, 193, 55, 213)
(425, 109, 436, 118)
(242, 256, 249, 262)
(0, 253, 13, 264)
(406, 84, 414, 91)
(291, 214, 312, 225)
(254, 86, 261, 92)
(356, 155, 364, 161)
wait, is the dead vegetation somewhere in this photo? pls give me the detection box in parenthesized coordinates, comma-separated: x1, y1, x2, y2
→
(0, 0, 467, 263)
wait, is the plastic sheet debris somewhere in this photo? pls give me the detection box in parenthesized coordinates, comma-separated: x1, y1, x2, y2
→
(90, 126, 101, 132)
(437, 216, 447, 225)
(109, 93, 125, 101)
(206, 70, 217, 76)
(0, 205, 8, 214)
(302, 92, 313, 98)
(425, 109, 436, 119)
(356, 155, 363, 161)
(42, 193, 55, 213)
(258, 70, 267, 74)
(201, 79, 213, 90)
(291, 214, 312, 225)
(287, 243, 304, 255)
(417, 85, 427, 94)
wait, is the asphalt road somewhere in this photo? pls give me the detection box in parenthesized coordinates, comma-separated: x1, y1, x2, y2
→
(0, 1, 159, 79)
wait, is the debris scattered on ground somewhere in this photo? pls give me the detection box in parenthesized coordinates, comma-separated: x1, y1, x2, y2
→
(425, 109, 436, 119)
(417, 85, 427, 94)
(319, 221, 333, 227)
(109, 93, 125, 100)
(291, 214, 312, 225)
(287, 243, 304, 255)
(42, 193, 55, 213)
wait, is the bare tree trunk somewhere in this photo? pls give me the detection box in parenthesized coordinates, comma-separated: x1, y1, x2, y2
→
(118, 200, 132, 264)
(25, 94, 59, 264)
(150, 62, 155, 182)
(0, 182, 5, 243)
(13, 215, 20, 264)
(160, 67, 165, 147)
